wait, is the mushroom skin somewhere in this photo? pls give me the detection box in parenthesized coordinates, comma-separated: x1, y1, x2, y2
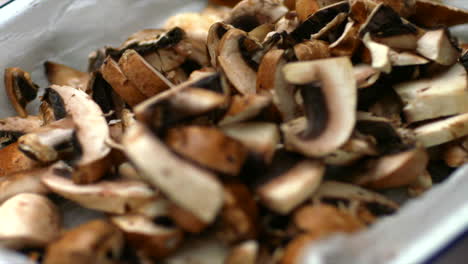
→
(44, 61, 90, 92)
(219, 94, 272, 126)
(0, 115, 42, 145)
(281, 57, 357, 157)
(0, 193, 61, 249)
(411, 0, 468, 28)
(0, 142, 40, 177)
(4, 68, 39, 118)
(225, 0, 288, 32)
(43, 220, 124, 264)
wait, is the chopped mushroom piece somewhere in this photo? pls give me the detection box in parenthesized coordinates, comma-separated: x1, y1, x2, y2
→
(295, 0, 346, 22)
(329, 20, 360, 56)
(294, 40, 330, 61)
(166, 126, 248, 176)
(162, 235, 229, 264)
(225, 240, 258, 264)
(353, 64, 381, 89)
(0, 193, 60, 249)
(416, 29, 460, 66)
(257, 160, 325, 214)
(414, 113, 468, 148)
(207, 22, 234, 67)
(225, 0, 288, 31)
(281, 57, 357, 157)
(0, 142, 40, 177)
(394, 63, 468, 123)
(324, 134, 378, 166)
(0, 115, 42, 145)
(122, 123, 223, 224)
(44, 61, 90, 92)
(408, 170, 432, 196)
(43, 220, 124, 264)
(4, 68, 39, 118)
(42, 173, 159, 215)
(219, 94, 272, 126)
(362, 33, 392, 73)
(112, 215, 184, 259)
(411, 0, 468, 27)
(47, 85, 111, 183)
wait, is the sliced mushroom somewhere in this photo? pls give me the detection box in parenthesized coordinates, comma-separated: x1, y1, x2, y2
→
(351, 147, 429, 189)
(219, 94, 272, 126)
(40, 88, 67, 124)
(257, 49, 300, 121)
(394, 63, 468, 123)
(275, 11, 300, 33)
(389, 50, 429, 66)
(311, 181, 399, 213)
(112, 215, 184, 259)
(225, 240, 259, 264)
(416, 29, 460, 66)
(368, 90, 404, 125)
(162, 235, 229, 264)
(411, 0, 468, 28)
(310, 12, 348, 42)
(353, 64, 381, 89)
(257, 160, 325, 214)
(88, 48, 107, 72)
(207, 22, 234, 68)
(4, 68, 39, 118)
(122, 123, 223, 224)
(294, 40, 330, 61)
(44, 61, 89, 92)
(218, 28, 258, 94)
(0, 142, 40, 177)
(43, 220, 124, 264)
(324, 133, 378, 166)
(0, 193, 60, 249)
(362, 33, 392, 73)
(225, 0, 288, 31)
(281, 57, 357, 157)
(0, 161, 69, 204)
(47, 85, 111, 183)
(165, 126, 248, 176)
(0, 115, 42, 145)
(329, 20, 360, 56)
(414, 112, 468, 148)
(100, 57, 147, 106)
(408, 170, 432, 196)
(443, 142, 468, 168)
(222, 122, 280, 163)
(118, 49, 172, 97)
(42, 173, 158, 215)
(217, 183, 259, 243)
(18, 118, 75, 163)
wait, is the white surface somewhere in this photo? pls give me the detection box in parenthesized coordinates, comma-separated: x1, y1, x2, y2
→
(0, 1, 468, 264)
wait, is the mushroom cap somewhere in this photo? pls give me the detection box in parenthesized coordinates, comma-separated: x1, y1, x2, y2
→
(43, 220, 124, 264)
(207, 22, 234, 68)
(0, 193, 61, 249)
(411, 0, 468, 27)
(281, 57, 357, 157)
(48, 85, 111, 183)
(122, 123, 223, 224)
(0, 142, 39, 177)
(257, 160, 325, 214)
(44, 61, 89, 92)
(219, 94, 272, 126)
(4, 68, 39, 118)
(225, 0, 288, 31)
(0, 115, 42, 145)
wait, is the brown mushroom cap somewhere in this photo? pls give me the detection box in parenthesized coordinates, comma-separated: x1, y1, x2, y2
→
(44, 61, 90, 92)
(0, 193, 61, 249)
(0, 115, 42, 145)
(111, 214, 184, 259)
(0, 142, 40, 177)
(294, 40, 330, 61)
(219, 94, 272, 126)
(411, 0, 468, 28)
(165, 126, 248, 176)
(43, 220, 124, 264)
(225, 0, 288, 31)
(257, 160, 325, 214)
(122, 123, 223, 224)
(4, 68, 39, 118)
(351, 147, 429, 189)
(281, 57, 357, 157)
(207, 22, 234, 68)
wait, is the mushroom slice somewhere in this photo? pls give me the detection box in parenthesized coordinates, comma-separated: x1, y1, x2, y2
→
(219, 94, 272, 126)
(217, 183, 259, 244)
(4, 68, 39, 118)
(362, 33, 392, 73)
(294, 40, 330, 61)
(411, 0, 468, 28)
(47, 85, 111, 183)
(0, 142, 40, 177)
(329, 20, 360, 57)
(257, 49, 300, 121)
(0, 115, 42, 145)
(295, 0, 346, 22)
(416, 29, 460, 66)
(257, 160, 325, 214)
(44, 61, 89, 91)
(414, 112, 468, 148)
(18, 118, 75, 163)
(360, 4, 419, 50)
(353, 64, 381, 89)
(0, 193, 60, 249)
(408, 170, 432, 196)
(218, 28, 258, 94)
(118, 49, 172, 97)
(0, 161, 69, 204)
(389, 50, 429, 66)
(165, 126, 248, 176)
(311, 181, 399, 212)
(310, 12, 348, 42)
(225, 0, 288, 31)
(275, 11, 300, 33)
(351, 147, 429, 189)
(394, 63, 468, 123)
(40, 88, 67, 124)
(43, 220, 124, 264)
(324, 134, 378, 166)
(162, 235, 229, 264)
(100, 56, 147, 106)
(281, 57, 357, 157)
(88, 48, 107, 72)
(207, 22, 234, 68)
(290, 1, 349, 42)
(225, 240, 259, 264)
(443, 142, 468, 168)
(112, 215, 184, 259)
(222, 122, 280, 163)
(42, 174, 158, 215)
(122, 123, 223, 224)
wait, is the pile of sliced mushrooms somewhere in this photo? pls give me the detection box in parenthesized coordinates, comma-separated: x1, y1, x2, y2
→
(1, 0, 468, 263)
